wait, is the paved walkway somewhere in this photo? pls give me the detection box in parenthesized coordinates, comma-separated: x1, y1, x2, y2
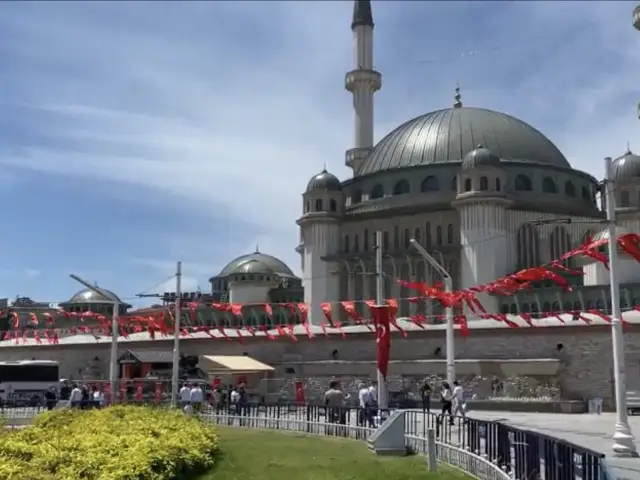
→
(469, 411, 640, 479)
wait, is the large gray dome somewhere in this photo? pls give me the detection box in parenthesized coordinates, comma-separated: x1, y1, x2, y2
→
(64, 287, 123, 304)
(357, 107, 570, 176)
(217, 251, 295, 278)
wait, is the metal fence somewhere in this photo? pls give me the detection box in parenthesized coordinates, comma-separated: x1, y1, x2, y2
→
(1, 400, 612, 480)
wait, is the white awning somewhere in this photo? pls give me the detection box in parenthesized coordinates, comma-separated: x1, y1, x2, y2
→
(199, 355, 274, 373)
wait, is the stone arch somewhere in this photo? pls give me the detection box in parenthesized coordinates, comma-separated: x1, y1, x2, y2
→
(549, 226, 571, 262)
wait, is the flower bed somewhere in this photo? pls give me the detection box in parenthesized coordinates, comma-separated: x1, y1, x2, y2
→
(0, 406, 219, 480)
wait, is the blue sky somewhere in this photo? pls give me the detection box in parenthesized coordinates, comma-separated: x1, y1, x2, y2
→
(0, 1, 637, 306)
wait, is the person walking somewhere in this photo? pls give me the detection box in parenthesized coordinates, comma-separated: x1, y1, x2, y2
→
(440, 381, 454, 426)
(452, 381, 466, 419)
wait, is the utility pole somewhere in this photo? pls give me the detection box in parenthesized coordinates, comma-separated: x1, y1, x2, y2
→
(374, 230, 389, 418)
(170, 262, 182, 408)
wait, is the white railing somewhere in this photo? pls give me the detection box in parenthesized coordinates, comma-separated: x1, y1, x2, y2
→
(201, 412, 511, 480)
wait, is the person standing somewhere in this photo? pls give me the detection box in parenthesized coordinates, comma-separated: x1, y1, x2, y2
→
(420, 381, 431, 414)
(452, 381, 466, 418)
(69, 384, 83, 409)
(324, 380, 346, 424)
(44, 387, 57, 411)
(190, 383, 204, 414)
(179, 383, 191, 409)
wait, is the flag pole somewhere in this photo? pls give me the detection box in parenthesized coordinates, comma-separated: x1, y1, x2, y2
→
(375, 230, 389, 419)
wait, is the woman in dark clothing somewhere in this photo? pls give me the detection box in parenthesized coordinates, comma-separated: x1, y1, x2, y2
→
(440, 381, 454, 426)
(420, 382, 431, 413)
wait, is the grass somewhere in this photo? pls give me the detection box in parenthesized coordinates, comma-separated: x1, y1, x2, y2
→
(197, 426, 473, 480)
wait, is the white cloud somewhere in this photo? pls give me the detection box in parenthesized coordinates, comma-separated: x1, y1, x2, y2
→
(0, 0, 639, 285)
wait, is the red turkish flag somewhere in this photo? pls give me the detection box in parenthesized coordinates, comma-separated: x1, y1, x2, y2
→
(371, 304, 391, 380)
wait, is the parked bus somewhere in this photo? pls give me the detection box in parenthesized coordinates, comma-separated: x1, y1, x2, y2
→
(0, 360, 60, 405)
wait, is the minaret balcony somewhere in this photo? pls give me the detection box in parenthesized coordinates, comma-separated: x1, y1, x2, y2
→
(345, 69, 381, 92)
(345, 147, 372, 171)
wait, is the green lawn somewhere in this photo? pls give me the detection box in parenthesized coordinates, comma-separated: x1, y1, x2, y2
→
(197, 426, 472, 480)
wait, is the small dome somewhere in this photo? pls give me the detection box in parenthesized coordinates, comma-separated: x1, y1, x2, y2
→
(462, 145, 501, 170)
(63, 287, 126, 305)
(217, 251, 296, 278)
(306, 169, 342, 193)
(612, 151, 640, 182)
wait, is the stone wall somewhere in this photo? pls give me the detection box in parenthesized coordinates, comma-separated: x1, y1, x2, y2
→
(1, 324, 637, 407)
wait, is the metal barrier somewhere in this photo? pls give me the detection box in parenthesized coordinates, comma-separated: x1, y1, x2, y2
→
(405, 409, 608, 480)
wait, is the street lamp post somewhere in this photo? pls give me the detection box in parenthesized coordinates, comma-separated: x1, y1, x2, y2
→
(409, 239, 455, 385)
(604, 157, 638, 457)
(69, 274, 119, 404)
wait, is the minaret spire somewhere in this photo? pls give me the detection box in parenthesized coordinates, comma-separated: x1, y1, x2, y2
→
(344, 0, 382, 175)
(453, 85, 463, 108)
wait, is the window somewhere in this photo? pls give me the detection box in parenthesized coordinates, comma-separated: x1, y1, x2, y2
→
(496, 178, 501, 191)
(451, 177, 457, 191)
(363, 229, 369, 251)
(393, 226, 400, 249)
(305, 201, 310, 212)
(0, 364, 59, 382)
(565, 181, 575, 197)
(315, 198, 323, 211)
(620, 191, 630, 207)
(479, 176, 488, 191)
(344, 235, 350, 253)
(447, 224, 454, 244)
(329, 199, 337, 211)
(370, 184, 384, 199)
(404, 228, 410, 248)
(425, 222, 432, 249)
(383, 231, 389, 250)
(420, 176, 440, 192)
(464, 178, 472, 192)
(352, 189, 363, 204)
(393, 180, 410, 195)
(436, 226, 443, 246)
(542, 177, 557, 193)
(515, 174, 532, 191)
(354, 234, 360, 252)
(414, 227, 421, 244)
(581, 186, 590, 200)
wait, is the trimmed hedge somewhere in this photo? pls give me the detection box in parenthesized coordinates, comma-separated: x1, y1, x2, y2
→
(0, 405, 219, 480)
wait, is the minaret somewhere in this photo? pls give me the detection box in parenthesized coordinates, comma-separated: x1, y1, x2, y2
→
(345, 0, 382, 175)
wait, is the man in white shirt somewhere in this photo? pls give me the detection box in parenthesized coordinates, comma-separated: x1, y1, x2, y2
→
(179, 383, 191, 409)
(452, 381, 466, 418)
(69, 384, 83, 408)
(357, 383, 371, 426)
(190, 384, 204, 413)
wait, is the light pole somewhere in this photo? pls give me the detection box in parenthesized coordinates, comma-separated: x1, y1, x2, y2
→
(69, 274, 120, 404)
(374, 231, 389, 418)
(171, 261, 182, 408)
(604, 157, 638, 457)
(409, 239, 455, 385)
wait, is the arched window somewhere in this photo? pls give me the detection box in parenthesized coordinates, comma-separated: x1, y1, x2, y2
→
(464, 178, 472, 192)
(451, 177, 457, 191)
(549, 226, 571, 261)
(414, 227, 421, 244)
(370, 184, 384, 199)
(516, 223, 540, 268)
(479, 176, 489, 191)
(425, 222, 432, 249)
(496, 178, 501, 191)
(404, 228, 410, 248)
(363, 228, 369, 251)
(420, 176, 440, 192)
(515, 174, 532, 191)
(329, 199, 337, 211)
(436, 226, 443, 245)
(344, 235, 350, 253)
(542, 177, 557, 193)
(581, 186, 590, 200)
(447, 224, 454, 244)
(393, 226, 400, 249)
(565, 181, 575, 197)
(353, 234, 360, 252)
(393, 180, 410, 195)
(305, 201, 310, 212)
(352, 189, 363, 204)
(315, 198, 323, 211)
(620, 191, 630, 207)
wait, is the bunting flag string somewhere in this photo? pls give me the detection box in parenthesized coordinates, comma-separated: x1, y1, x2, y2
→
(2, 233, 640, 345)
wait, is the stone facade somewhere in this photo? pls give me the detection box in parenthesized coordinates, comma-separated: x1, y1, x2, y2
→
(1, 324, 637, 408)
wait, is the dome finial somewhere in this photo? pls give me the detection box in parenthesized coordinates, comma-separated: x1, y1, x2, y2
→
(627, 141, 632, 153)
(322, 163, 327, 172)
(453, 83, 462, 108)
(255, 244, 260, 253)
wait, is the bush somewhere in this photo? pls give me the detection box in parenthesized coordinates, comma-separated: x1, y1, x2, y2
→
(0, 405, 219, 480)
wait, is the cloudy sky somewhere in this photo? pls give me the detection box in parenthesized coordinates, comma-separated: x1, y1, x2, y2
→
(0, 1, 636, 305)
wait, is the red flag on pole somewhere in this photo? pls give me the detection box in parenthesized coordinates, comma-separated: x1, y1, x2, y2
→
(371, 304, 391, 379)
